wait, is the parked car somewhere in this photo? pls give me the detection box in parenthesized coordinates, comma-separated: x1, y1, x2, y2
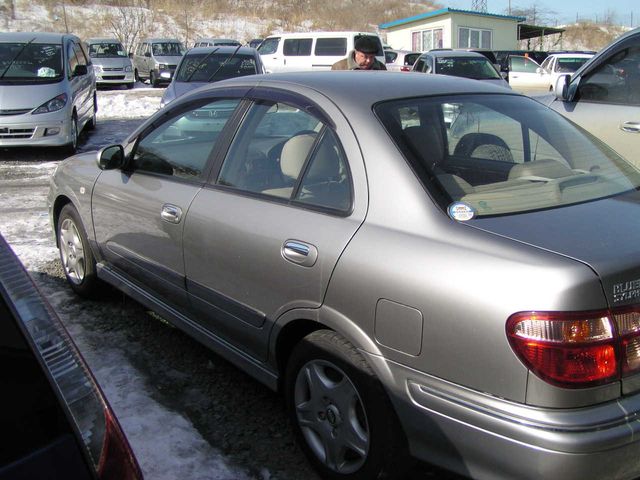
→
(538, 52, 594, 91)
(543, 27, 640, 165)
(412, 50, 510, 89)
(0, 31, 97, 153)
(257, 31, 385, 72)
(131, 38, 185, 87)
(499, 54, 550, 93)
(160, 45, 265, 107)
(384, 49, 420, 72)
(49, 71, 640, 480)
(87, 37, 135, 89)
(193, 38, 241, 48)
(0, 232, 142, 479)
(495, 49, 549, 70)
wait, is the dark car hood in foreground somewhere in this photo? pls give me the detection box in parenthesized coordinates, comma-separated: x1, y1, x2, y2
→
(471, 189, 640, 308)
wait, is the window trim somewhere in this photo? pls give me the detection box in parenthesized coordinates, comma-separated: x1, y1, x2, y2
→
(458, 27, 492, 49)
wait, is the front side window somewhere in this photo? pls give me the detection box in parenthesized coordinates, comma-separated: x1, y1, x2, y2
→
(375, 94, 640, 217)
(217, 100, 352, 212)
(509, 56, 540, 73)
(131, 98, 240, 180)
(0, 42, 63, 82)
(257, 37, 279, 55)
(578, 46, 640, 105)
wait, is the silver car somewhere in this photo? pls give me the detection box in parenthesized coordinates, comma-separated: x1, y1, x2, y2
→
(160, 45, 265, 107)
(413, 49, 511, 89)
(0, 32, 97, 153)
(131, 38, 185, 87)
(48, 71, 640, 480)
(87, 37, 135, 89)
(545, 27, 640, 166)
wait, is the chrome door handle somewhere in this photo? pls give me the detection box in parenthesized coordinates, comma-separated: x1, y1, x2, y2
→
(161, 204, 182, 224)
(620, 121, 640, 133)
(282, 240, 318, 267)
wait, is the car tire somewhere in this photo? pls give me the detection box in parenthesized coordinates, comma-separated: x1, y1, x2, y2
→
(285, 330, 409, 480)
(86, 95, 97, 130)
(62, 114, 78, 155)
(57, 204, 99, 298)
(126, 82, 135, 89)
(134, 69, 140, 82)
(150, 70, 159, 87)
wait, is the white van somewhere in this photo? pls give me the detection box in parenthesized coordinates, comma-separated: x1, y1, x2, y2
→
(257, 31, 384, 73)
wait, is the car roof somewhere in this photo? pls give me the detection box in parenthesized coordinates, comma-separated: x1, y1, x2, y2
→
(546, 53, 593, 58)
(87, 38, 123, 43)
(0, 31, 77, 43)
(187, 46, 257, 55)
(426, 50, 488, 59)
(141, 38, 182, 43)
(263, 31, 379, 38)
(180, 70, 517, 107)
(195, 38, 240, 43)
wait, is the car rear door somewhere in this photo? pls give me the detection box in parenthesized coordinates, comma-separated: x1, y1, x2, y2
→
(182, 90, 367, 360)
(91, 96, 245, 310)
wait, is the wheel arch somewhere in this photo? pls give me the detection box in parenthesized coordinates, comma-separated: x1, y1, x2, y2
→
(271, 306, 386, 393)
(52, 195, 73, 247)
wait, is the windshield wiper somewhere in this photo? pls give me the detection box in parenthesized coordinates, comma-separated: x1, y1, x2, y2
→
(0, 37, 36, 80)
(207, 45, 242, 82)
(184, 47, 220, 83)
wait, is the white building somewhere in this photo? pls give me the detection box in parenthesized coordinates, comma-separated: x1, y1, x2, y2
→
(379, 7, 525, 52)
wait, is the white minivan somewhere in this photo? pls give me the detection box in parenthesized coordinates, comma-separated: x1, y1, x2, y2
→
(257, 31, 385, 73)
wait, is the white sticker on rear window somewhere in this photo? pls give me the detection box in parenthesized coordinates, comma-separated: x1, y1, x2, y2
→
(448, 202, 475, 221)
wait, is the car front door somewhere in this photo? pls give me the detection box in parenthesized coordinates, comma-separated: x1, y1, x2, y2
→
(91, 97, 243, 310)
(183, 92, 367, 360)
(507, 55, 547, 93)
(549, 45, 640, 166)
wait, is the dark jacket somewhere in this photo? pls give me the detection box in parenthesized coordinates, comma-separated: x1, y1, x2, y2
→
(331, 50, 387, 70)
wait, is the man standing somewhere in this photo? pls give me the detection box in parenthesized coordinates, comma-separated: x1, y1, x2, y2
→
(331, 36, 387, 70)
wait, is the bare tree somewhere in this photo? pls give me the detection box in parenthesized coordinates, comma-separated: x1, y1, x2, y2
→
(507, 2, 557, 25)
(105, 3, 156, 54)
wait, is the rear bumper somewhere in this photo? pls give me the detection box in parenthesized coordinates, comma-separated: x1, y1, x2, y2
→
(366, 353, 640, 480)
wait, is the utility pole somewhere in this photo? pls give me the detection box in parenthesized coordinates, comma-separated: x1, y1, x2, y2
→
(61, 3, 69, 33)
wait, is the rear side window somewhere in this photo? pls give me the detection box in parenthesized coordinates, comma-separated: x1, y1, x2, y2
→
(217, 100, 352, 212)
(315, 38, 347, 56)
(283, 39, 312, 56)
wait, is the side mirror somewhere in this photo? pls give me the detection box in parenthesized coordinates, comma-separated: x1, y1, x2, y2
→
(73, 64, 88, 76)
(144, 52, 151, 57)
(425, 65, 432, 74)
(553, 74, 571, 100)
(97, 145, 125, 170)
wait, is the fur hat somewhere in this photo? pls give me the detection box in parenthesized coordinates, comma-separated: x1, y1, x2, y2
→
(354, 36, 379, 54)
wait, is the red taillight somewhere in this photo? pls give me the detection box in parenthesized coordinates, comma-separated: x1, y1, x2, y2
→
(400, 66, 411, 72)
(98, 407, 144, 480)
(507, 307, 640, 388)
(507, 311, 618, 388)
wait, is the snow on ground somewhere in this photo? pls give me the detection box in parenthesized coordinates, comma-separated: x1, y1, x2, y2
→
(0, 89, 257, 479)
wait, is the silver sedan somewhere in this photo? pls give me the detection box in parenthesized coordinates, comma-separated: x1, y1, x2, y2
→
(49, 71, 640, 480)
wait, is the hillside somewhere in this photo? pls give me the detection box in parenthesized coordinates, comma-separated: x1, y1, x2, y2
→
(0, 0, 633, 52)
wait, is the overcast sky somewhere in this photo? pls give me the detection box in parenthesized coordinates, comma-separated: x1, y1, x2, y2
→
(444, 0, 638, 27)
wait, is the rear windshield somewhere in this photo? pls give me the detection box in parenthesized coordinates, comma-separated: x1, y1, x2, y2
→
(176, 52, 259, 82)
(435, 56, 501, 80)
(0, 42, 63, 83)
(88, 42, 126, 58)
(375, 94, 640, 217)
(556, 57, 590, 73)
